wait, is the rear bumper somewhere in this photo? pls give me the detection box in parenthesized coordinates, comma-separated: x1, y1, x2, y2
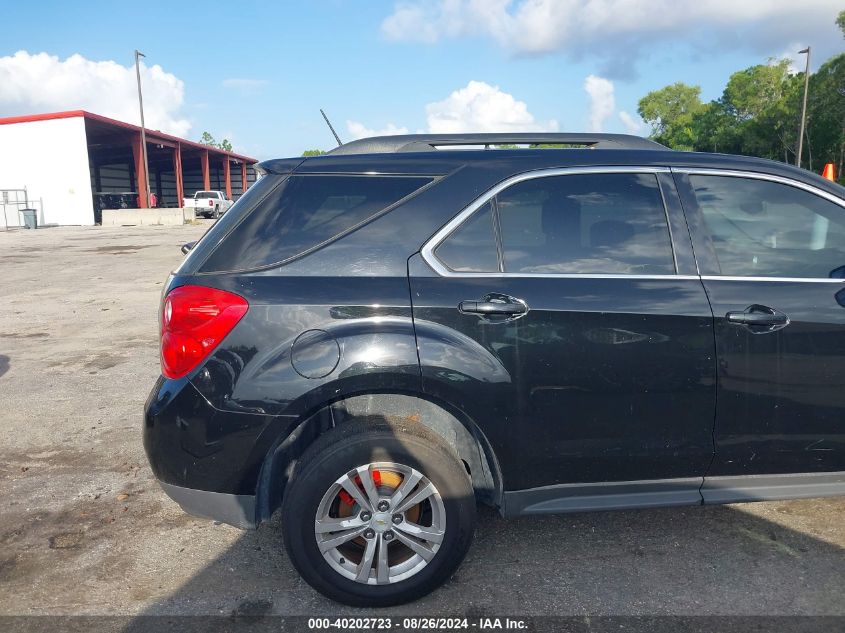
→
(143, 375, 297, 516)
(158, 481, 257, 529)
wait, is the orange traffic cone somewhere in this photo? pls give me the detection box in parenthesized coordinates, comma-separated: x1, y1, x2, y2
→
(822, 163, 836, 181)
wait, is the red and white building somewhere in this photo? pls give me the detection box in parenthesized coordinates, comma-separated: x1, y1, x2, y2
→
(0, 110, 258, 227)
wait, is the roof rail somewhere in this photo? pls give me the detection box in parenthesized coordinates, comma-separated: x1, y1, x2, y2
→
(327, 133, 666, 155)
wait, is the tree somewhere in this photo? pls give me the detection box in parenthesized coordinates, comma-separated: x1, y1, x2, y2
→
(690, 101, 739, 154)
(637, 82, 705, 150)
(200, 131, 234, 153)
(636, 11, 845, 180)
(302, 149, 326, 156)
(712, 60, 802, 162)
(806, 53, 845, 175)
(721, 60, 792, 122)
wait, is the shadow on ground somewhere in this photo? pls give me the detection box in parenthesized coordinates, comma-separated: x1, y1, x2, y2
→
(122, 497, 845, 624)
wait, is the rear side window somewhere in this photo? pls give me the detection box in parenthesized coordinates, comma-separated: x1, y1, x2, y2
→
(200, 175, 432, 271)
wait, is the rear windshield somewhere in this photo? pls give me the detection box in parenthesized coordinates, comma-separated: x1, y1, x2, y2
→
(199, 174, 432, 271)
(196, 191, 218, 198)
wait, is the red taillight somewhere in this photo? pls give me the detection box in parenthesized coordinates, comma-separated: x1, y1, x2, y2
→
(208, 199, 214, 206)
(160, 285, 248, 379)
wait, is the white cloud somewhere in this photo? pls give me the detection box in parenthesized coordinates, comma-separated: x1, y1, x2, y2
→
(771, 45, 808, 75)
(346, 120, 410, 140)
(381, 3, 443, 43)
(348, 81, 557, 140)
(381, 1, 840, 75)
(584, 76, 647, 136)
(425, 80, 558, 133)
(221, 78, 269, 93)
(0, 51, 191, 136)
(618, 110, 643, 134)
(584, 75, 614, 132)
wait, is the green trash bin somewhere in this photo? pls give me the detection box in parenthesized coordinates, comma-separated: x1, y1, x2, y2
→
(21, 209, 37, 229)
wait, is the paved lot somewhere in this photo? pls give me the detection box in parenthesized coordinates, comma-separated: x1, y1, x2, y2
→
(1, 224, 844, 619)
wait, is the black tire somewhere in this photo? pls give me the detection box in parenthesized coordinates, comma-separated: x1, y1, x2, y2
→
(281, 419, 476, 606)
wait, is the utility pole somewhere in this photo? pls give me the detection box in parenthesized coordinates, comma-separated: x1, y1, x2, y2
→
(796, 47, 811, 168)
(134, 50, 151, 208)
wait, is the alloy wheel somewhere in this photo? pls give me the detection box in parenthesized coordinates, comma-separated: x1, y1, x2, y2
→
(314, 462, 446, 585)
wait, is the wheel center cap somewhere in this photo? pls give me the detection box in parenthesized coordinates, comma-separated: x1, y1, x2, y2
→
(371, 512, 391, 533)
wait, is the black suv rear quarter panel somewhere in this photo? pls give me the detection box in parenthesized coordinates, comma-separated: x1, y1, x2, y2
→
(146, 272, 422, 495)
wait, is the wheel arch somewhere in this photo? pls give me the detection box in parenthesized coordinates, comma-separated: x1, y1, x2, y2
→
(254, 391, 503, 525)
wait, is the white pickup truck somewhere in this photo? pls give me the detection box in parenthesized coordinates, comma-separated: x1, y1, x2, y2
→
(183, 191, 234, 219)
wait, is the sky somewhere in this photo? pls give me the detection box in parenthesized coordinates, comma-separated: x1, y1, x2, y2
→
(0, 1, 842, 160)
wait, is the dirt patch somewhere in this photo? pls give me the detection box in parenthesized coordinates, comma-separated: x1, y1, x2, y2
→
(123, 338, 157, 349)
(231, 599, 274, 617)
(86, 245, 152, 255)
(84, 355, 125, 371)
(0, 556, 17, 581)
(46, 353, 126, 372)
(48, 532, 85, 550)
(0, 447, 145, 477)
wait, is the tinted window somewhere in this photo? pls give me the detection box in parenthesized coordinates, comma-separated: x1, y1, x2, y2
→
(690, 175, 845, 278)
(496, 173, 675, 274)
(200, 175, 431, 271)
(435, 201, 500, 272)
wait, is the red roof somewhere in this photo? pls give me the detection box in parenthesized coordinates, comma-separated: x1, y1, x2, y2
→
(0, 110, 257, 163)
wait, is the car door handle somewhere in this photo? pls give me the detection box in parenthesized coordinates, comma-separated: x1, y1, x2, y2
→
(726, 305, 789, 328)
(459, 300, 527, 315)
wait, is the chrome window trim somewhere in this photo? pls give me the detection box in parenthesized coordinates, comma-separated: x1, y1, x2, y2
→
(417, 272, 700, 280)
(671, 167, 845, 210)
(701, 275, 845, 284)
(421, 166, 676, 279)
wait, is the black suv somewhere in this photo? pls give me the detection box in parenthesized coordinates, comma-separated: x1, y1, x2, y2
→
(144, 133, 845, 606)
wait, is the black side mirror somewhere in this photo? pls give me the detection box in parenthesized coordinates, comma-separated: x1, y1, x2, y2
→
(181, 241, 197, 255)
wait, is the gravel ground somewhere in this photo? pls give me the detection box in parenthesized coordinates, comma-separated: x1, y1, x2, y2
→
(1, 224, 844, 621)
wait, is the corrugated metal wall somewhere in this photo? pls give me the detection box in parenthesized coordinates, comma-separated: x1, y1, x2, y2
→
(89, 144, 258, 210)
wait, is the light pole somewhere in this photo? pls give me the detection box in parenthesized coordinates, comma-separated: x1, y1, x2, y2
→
(796, 46, 811, 168)
(134, 50, 151, 208)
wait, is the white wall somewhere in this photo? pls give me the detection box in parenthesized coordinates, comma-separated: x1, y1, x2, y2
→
(0, 117, 94, 227)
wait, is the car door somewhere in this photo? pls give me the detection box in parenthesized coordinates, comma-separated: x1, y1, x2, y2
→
(409, 167, 716, 510)
(675, 169, 845, 502)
